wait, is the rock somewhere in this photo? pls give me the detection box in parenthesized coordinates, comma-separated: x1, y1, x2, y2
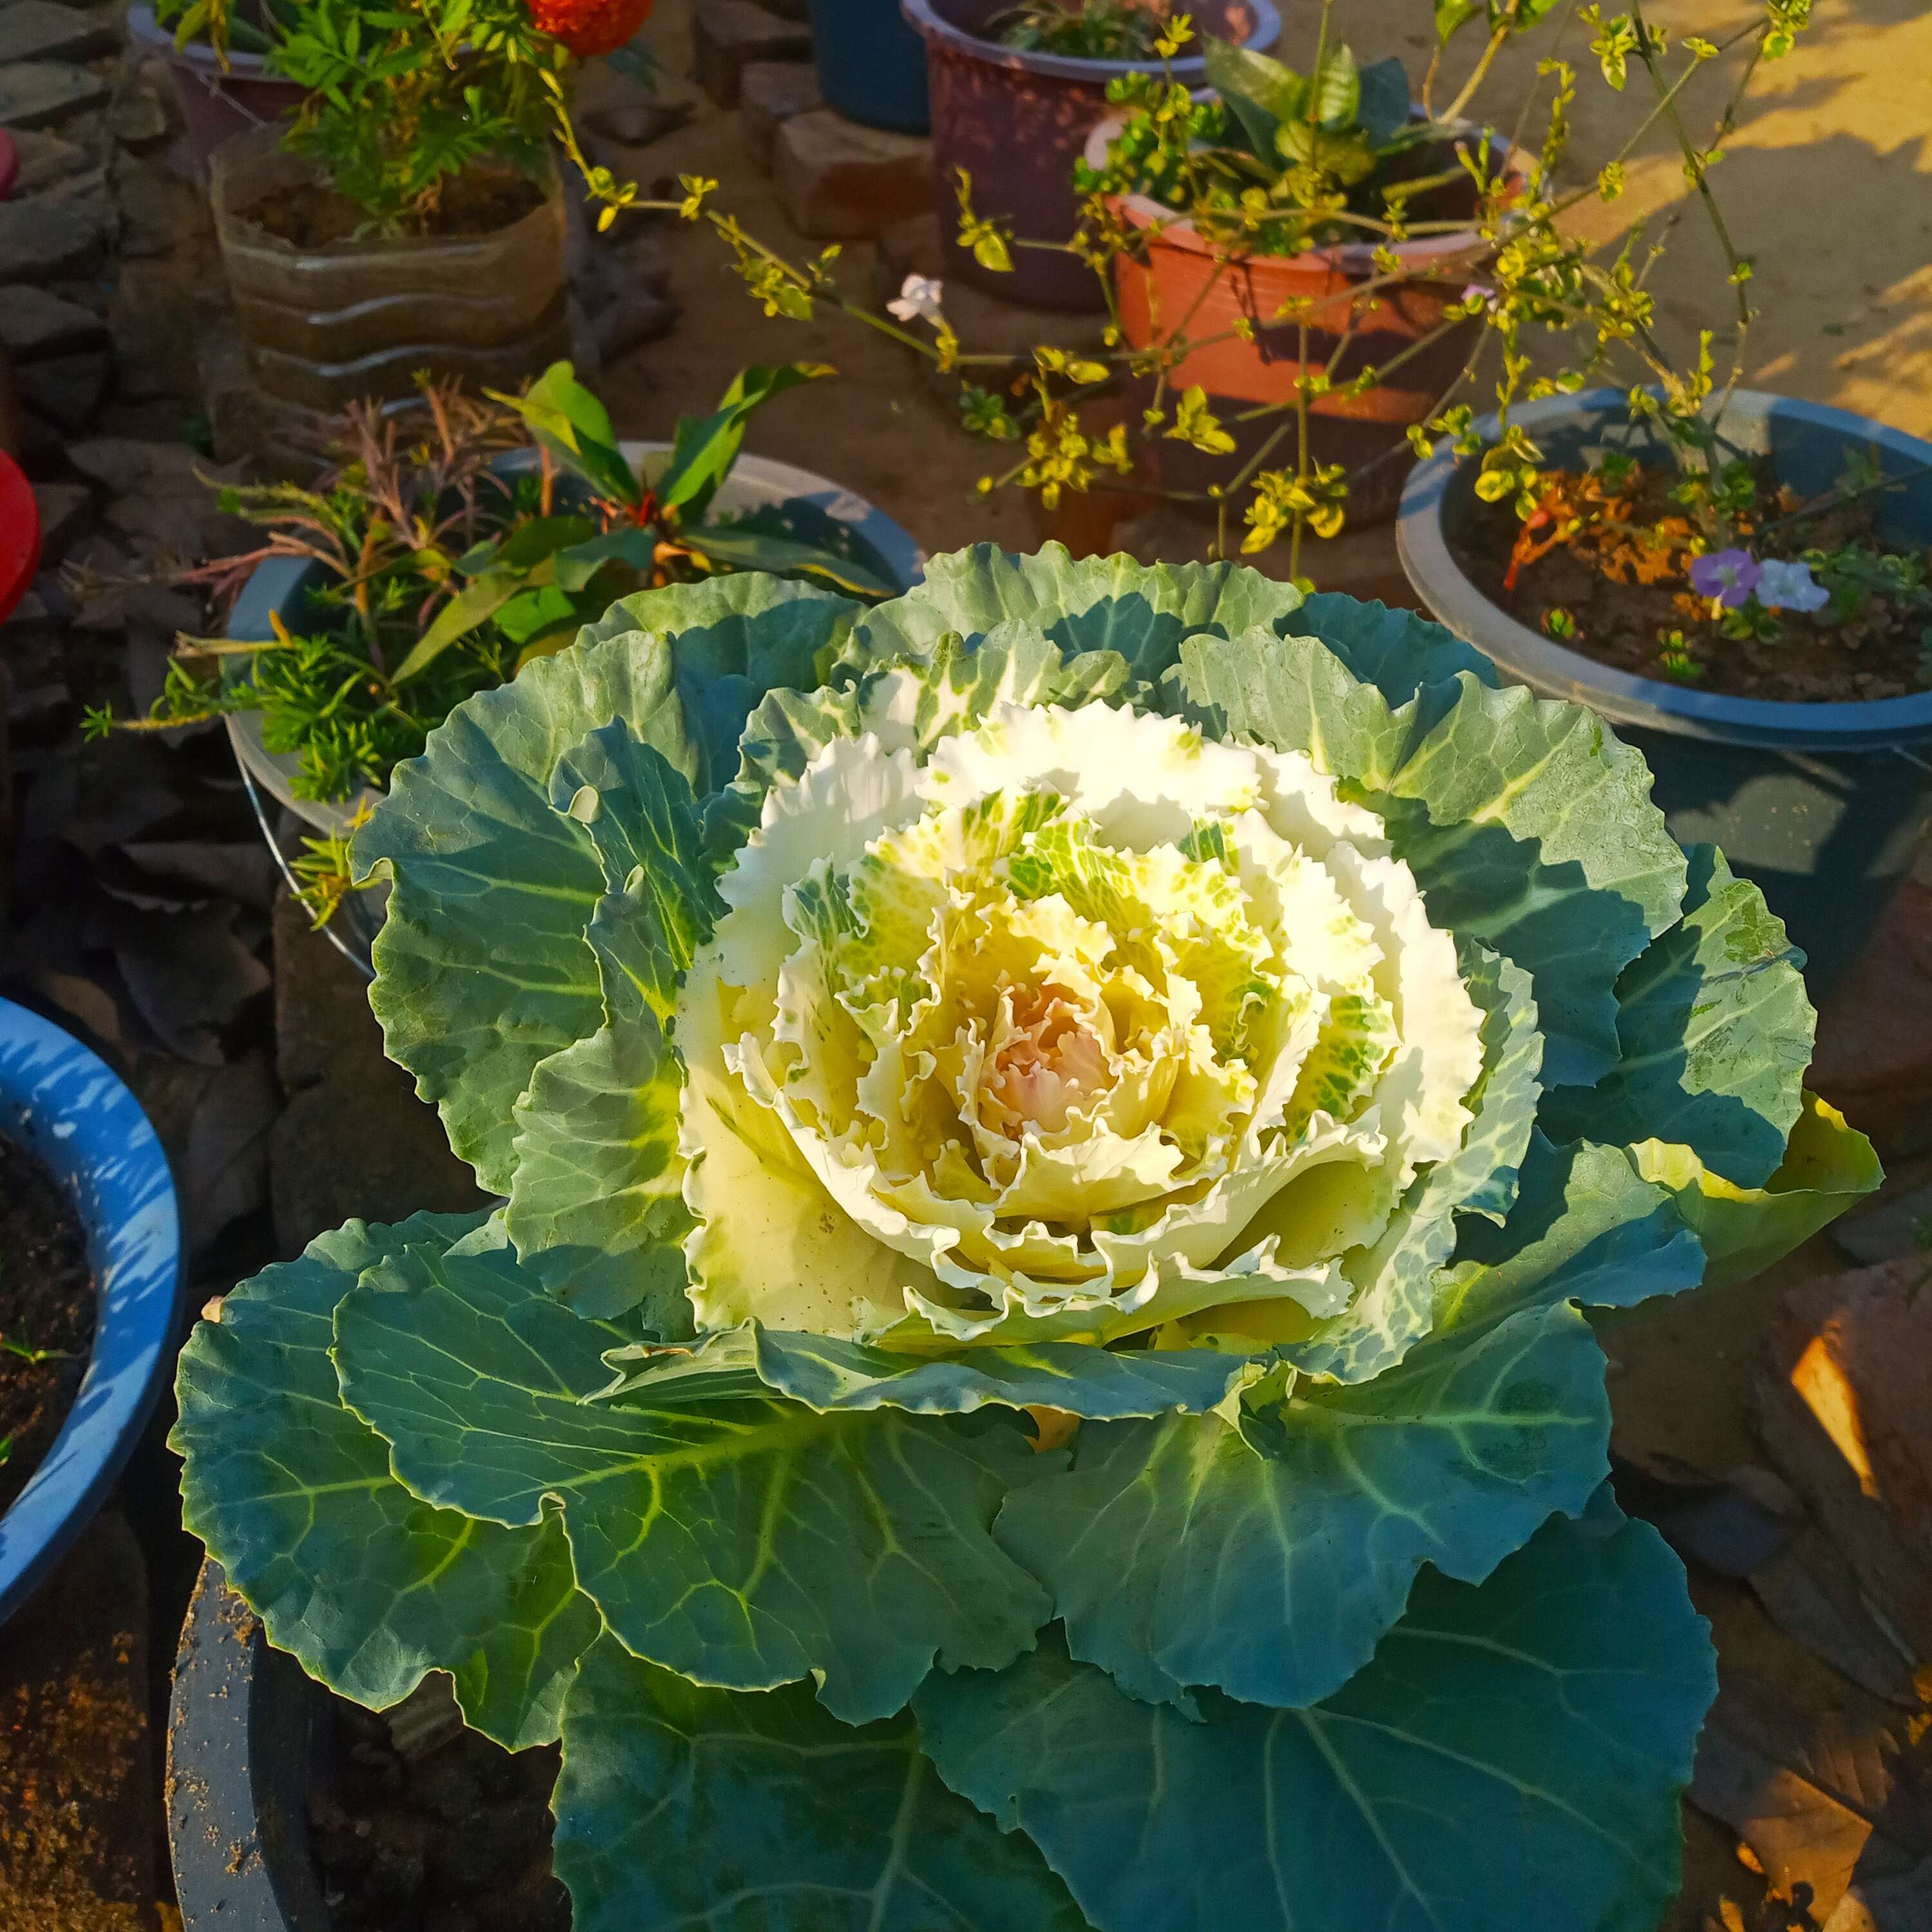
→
(0, 193, 104, 283)
(115, 162, 210, 261)
(109, 258, 203, 401)
(773, 109, 934, 242)
(14, 347, 111, 433)
(108, 81, 171, 151)
(0, 1511, 159, 1932)
(1833, 1180, 1932, 1267)
(0, 281, 107, 360)
(741, 60, 822, 175)
(1811, 879, 1932, 1160)
(693, 0, 811, 110)
(68, 433, 248, 558)
(759, 0, 810, 17)
(0, 57, 108, 128)
(0, 1, 118, 64)
(268, 889, 486, 1253)
(30, 480, 89, 557)
(6, 123, 88, 191)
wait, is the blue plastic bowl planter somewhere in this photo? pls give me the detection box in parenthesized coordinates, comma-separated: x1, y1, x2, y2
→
(0, 999, 182, 1625)
(224, 444, 927, 842)
(1397, 388, 1932, 993)
(812, 0, 931, 133)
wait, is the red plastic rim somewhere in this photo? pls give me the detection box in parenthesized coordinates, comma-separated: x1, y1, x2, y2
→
(0, 451, 41, 626)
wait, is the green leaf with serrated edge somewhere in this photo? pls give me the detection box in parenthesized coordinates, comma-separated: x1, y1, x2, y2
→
(1542, 846, 1813, 1189)
(601, 1323, 1266, 1418)
(1294, 591, 1501, 696)
(546, 721, 724, 1018)
(506, 723, 718, 1318)
(357, 634, 687, 1192)
(994, 1297, 1608, 1714)
(915, 1506, 1715, 1932)
(1378, 672, 1689, 1088)
(1169, 627, 1411, 789)
(842, 543, 1308, 685)
(1437, 1130, 1708, 1332)
(1629, 1092, 1881, 1292)
(170, 1211, 599, 1750)
(506, 1012, 694, 1325)
(552, 1635, 1092, 1932)
(1276, 938, 1542, 1383)
(574, 572, 860, 797)
(332, 1235, 1052, 1725)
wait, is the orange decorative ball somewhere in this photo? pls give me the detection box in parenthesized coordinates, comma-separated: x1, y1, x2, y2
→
(527, 0, 655, 59)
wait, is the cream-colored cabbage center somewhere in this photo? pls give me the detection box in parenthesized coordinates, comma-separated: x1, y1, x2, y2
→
(674, 697, 1484, 1349)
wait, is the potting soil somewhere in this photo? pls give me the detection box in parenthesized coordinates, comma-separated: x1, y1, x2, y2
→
(1455, 462, 1932, 701)
(0, 1132, 97, 1518)
(309, 1696, 571, 1931)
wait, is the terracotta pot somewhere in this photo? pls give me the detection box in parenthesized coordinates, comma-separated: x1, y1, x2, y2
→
(210, 126, 570, 475)
(1092, 115, 1523, 524)
(126, 5, 307, 179)
(902, 0, 1279, 312)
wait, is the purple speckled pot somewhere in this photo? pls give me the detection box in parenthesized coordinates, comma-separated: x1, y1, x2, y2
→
(901, 0, 1279, 312)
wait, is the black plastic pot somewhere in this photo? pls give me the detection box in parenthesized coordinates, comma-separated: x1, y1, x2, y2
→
(169, 1558, 329, 1930)
(1397, 388, 1932, 994)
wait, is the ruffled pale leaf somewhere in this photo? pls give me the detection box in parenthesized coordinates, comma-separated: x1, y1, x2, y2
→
(1629, 1092, 1881, 1291)
(1542, 846, 1812, 1188)
(1293, 591, 1501, 700)
(552, 1636, 1091, 1932)
(993, 1298, 1608, 1712)
(915, 1507, 1714, 1932)
(1274, 939, 1541, 1382)
(332, 1235, 1051, 1724)
(171, 1211, 599, 1750)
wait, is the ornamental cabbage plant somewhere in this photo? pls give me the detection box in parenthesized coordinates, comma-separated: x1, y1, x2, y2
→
(175, 547, 1879, 1932)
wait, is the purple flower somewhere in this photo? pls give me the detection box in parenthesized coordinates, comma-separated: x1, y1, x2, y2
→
(1756, 557, 1831, 614)
(1689, 547, 1761, 609)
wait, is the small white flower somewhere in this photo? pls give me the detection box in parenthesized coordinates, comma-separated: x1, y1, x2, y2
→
(887, 274, 944, 325)
(1755, 557, 1831, 614)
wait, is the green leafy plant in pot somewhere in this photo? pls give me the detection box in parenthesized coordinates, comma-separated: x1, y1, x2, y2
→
(86, 361, 900, 922)
(183, 0, 653, 470)
(171, 545, 1878, 1931)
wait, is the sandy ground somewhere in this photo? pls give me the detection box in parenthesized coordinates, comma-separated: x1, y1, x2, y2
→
(592, 0, 1931, 578)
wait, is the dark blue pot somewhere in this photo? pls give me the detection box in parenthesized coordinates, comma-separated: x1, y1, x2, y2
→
(1397, 389, 1932, 994)
(0, 999, 182, 1624)
(812, 0, 930, 133)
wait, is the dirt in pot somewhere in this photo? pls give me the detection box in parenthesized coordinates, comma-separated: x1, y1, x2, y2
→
(1454, 457, 1932, 703)
(310, 1694, 571, 1931)
(243, 169, 547, 249)
(0, 1133, 97, 1518)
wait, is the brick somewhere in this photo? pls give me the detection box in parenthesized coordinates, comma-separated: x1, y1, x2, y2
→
(693, 0, 811, 110)
(741, 60, 821, 176)
(773, 108, 934, 242)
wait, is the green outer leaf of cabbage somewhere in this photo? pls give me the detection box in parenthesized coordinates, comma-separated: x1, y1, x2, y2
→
(330, 1231, 1052, 1725)
(1540, 844, 1813, 1189)
(504, 723, 721, 1322)
(601, 1322, 1270, 1419)
(170, 1211, 600, 1750)
(551, 1634, 1092, 1932)
(993, 1296, 1611, 1714)
(1629, 1091, 1881, 1291)
(842, 542, 1311, 683)
(1275, 936, 1542, 1383)
(357, 576, 851, 1193)
(914, 1506, 1715, 1932)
